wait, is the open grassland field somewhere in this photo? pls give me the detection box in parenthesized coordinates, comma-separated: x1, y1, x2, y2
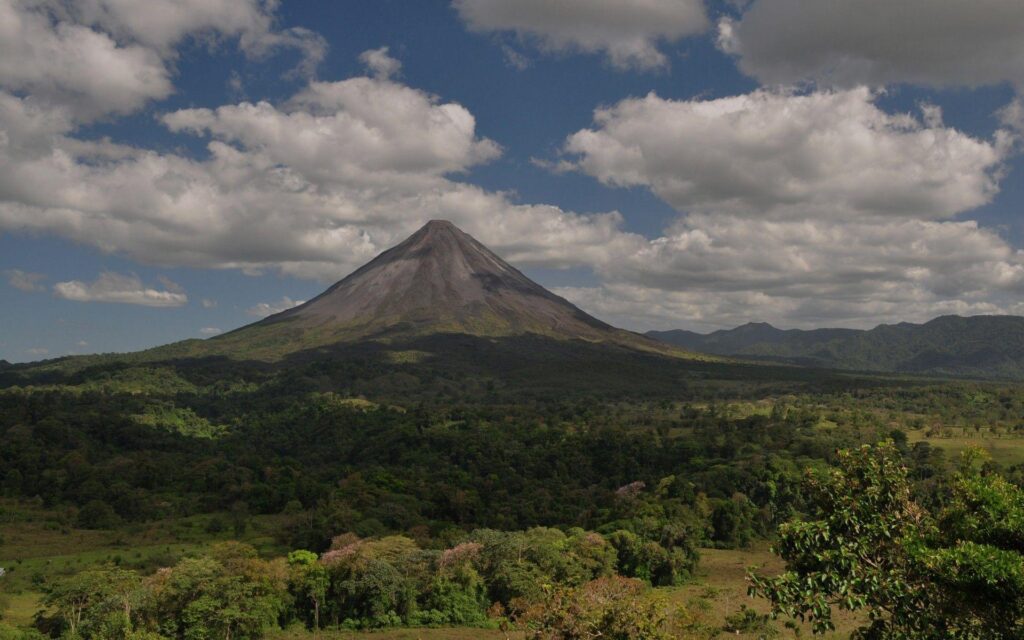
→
(0, 502, 290, 595)
(0, 591, 40, 628)
(907, 428, 1024, 466)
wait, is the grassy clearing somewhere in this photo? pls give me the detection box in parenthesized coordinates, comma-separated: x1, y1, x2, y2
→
(907, 429, 1024, 466)
(664, 546, 863, 639)
(0, 501, 290, 597)
(1, 591, 40, 627)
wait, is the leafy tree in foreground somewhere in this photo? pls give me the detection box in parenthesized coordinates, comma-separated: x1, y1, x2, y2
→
(750, 442, 1024, 638)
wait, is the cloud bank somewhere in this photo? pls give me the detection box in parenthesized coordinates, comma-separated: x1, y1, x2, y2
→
(2, 1, 1024, 332)
(718, 0, 1024, 90)
(453, 0, 708, 70)
(549, 87, 1024, 329)
(0, 0, 324, 122)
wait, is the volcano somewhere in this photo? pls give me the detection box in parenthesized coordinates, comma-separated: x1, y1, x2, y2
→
(207, 220, 665, 358)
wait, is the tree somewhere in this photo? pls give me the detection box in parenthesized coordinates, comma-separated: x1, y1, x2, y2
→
(288, 550, 328, 632)
(2, 469, 22, 496)
(750, 442, 1024, 638)
(419, 542, 489, 625)
(146, 543, 289, 640)
(43, 566, 142, 638)
(513, 576, 677, 640)
(709, 494, 756, 548)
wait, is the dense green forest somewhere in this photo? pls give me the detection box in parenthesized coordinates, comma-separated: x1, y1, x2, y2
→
(4, 342, 1024, 638)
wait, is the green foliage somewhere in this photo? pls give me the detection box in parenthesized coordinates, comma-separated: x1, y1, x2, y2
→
(709, 494, 757, 548)
(0, 623, 47, 640)
(37, 543, 289, 640)
(76, 501, 120, 530)
(650, 314, 1024, 379)
(133, 404, 225, 439)
(607, 530, 666, 585)
(147, 543, 289, 640)
(416, 571, 488, 625)
(469, 528, 617, 606)
(14, 323, 1024, 636)
(751, 442, 1024, 638)
(514, 576, 677, 640)
(287, 551, 328, 630)
(722, 604, 777, 636)
(43, 565, 140, 638)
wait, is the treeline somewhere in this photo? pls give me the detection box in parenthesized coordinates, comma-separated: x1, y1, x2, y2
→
(28, 523, 697, 639)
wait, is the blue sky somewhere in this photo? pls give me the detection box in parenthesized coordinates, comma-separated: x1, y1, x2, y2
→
(2, 0, 1024, 362)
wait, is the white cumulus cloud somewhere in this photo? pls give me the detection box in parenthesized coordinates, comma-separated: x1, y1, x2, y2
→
(3, 12, 1024, 333)
(0, 0, 324, 122)
(359, 46, 401, 79)
(53, 272, 188, 307)
(562, 215, 1024, 330)
(546, 87, 1024, 329)
(0, 61, 630, 282)
(246, 296, 304, 318)
(560, 87, 1008, 220)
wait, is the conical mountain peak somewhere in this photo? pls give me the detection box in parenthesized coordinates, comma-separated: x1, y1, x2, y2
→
(423, 219, 457, 229)
(259, 219, 610, 338)
(406, 219, 461, 244)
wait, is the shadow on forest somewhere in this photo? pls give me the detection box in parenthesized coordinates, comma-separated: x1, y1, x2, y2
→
(0, 331, 943, 409)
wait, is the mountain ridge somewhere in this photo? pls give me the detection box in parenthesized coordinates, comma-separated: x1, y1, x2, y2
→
(647, 315, 1024, 378)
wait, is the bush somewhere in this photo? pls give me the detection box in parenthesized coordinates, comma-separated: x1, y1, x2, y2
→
(723, 605, 776, 636)
(76, 500, 120, 529)
(204, 516, 225, 534)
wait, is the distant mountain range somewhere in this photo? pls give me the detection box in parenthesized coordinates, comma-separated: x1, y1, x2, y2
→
(646, 315, 1024, 379)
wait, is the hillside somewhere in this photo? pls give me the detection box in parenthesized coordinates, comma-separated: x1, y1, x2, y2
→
(647, 315, 1024, 378)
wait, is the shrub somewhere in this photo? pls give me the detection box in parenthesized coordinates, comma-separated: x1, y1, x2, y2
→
(204, 516, 225, 534)
(722, 605, 776, 636)
(76, 500, 120, 529)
